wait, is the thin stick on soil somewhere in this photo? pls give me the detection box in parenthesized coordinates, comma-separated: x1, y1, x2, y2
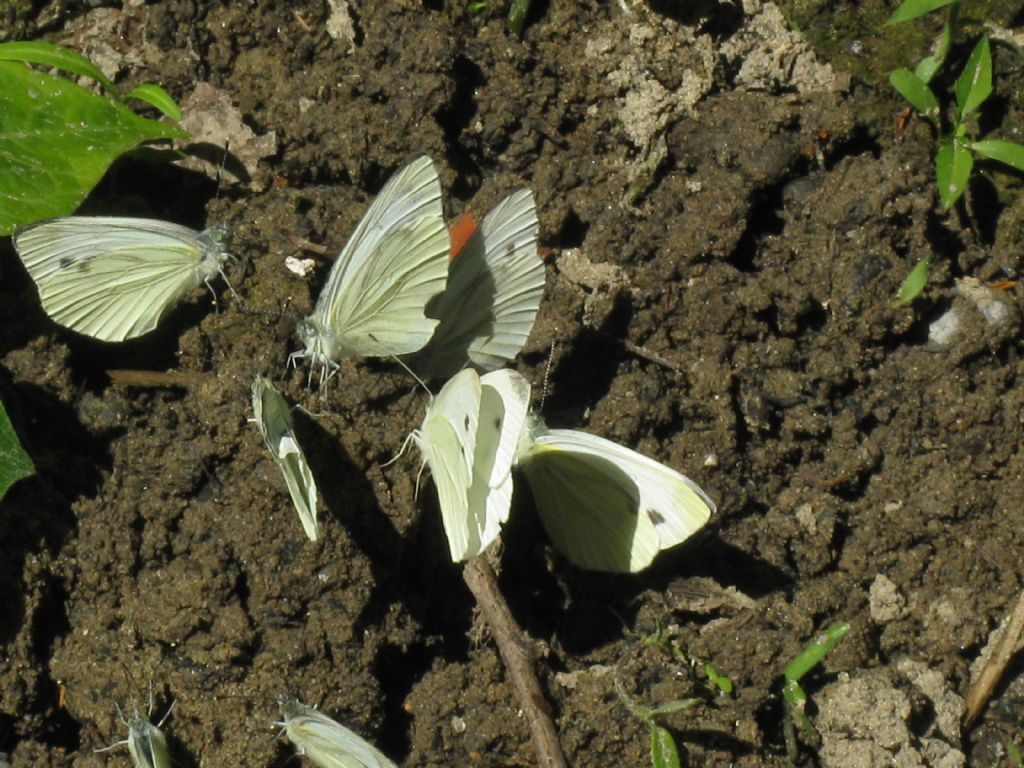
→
(964, 582, 1024, 728)
(462, 557, 568, 768)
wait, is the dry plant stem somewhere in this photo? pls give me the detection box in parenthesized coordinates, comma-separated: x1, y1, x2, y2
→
(462, 557, 568, 768)
(964, 583, 1024, 728)
(107, 369, 205, 388)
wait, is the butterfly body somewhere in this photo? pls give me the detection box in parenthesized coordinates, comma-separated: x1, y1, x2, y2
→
(293, 156, 449, 382)
(13, 216, 230, 342)
(251, 375, 319, 541)
(413, 188, 543, 377)
(516, 414, 715, 573)
(413, 368, 531, 561)
(279, 697, 398, 768)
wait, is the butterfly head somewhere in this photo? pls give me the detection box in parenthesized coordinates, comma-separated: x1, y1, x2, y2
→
(294, 317, 340, 388)
(514, 412, 548, 464)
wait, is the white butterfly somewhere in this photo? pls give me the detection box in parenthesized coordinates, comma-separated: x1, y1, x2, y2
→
(293, 156, 450, 384)
(279, 697, 398, 768)
(412, 188, 544, 378)
(251, 375, 319, 541)
(12, 217, 229, 342)
(96, 701, 175, 768)
(515, 414, 715, 573)
(412, 368, 531, 562)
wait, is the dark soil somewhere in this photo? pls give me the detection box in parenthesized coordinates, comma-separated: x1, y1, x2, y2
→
(2, 1, 1024, 766)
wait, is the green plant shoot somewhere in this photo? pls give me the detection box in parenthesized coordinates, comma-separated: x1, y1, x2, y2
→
(0, 41, 186, 235)
(782, 622, 849, 761)
(615, 668, 700, 768)
(704, 663, 734, 694)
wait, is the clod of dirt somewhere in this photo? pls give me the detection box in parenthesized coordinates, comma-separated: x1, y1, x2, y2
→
(555, 248, 629, 329)
(816, 664, 965, 768)
(325, 0, 357, 51)
(178, 82, 278, 187)
(869, 574, 908, 624)
(721, 1, 849, 94)
(928, 278, 1013, 348)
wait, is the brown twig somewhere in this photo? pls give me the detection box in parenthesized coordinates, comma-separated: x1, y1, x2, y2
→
(107, 369, 205, 388)
(964, 583, 1024, 728)
(462, 557, 568, 768)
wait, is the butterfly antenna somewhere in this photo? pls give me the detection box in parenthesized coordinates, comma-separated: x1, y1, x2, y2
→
(537, 340, 556, 413)
(155, 699, 177, 729)
(388, 352, 432, 398)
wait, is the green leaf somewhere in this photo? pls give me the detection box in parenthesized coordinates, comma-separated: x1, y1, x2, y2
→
(894, 256, 932, 307)
(935, 137, 973, 207)
(914, 55, 942, 84)
(971, 139, 1024, 173)
(507, 0, 530, 35)
(955, 36, 992, 120)
(705, 663, 734, 694)
(124, 83, 182, 121)
(890, 68, 939, 117)
(0, 40, 117, 95)
(784, 622, 850, 684)
(650, 724, 681, 768)
(648, 698, 701, 718)
(0, 397, 34, 502)
(886, 0, 957, 25)
(0, 61, 187, 236)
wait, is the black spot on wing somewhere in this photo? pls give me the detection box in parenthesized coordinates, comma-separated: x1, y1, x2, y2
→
(647, 509, 666, 526)
(493, 416, 502, 430)
(59, 256, 75, 269)
(463, 415, 470, 431)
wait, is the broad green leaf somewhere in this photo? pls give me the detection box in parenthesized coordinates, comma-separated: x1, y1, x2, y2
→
(124, 83, 182, 121)
(894, 256, 932, 307)
(955, 36, 992, 120)
(0, 397, 34, 502)
(971, 139, 1024, 172)
(886, 0, 957, 25)
(936, 137, 973, 207)
(0, 61, 186, 235)
(914, 55, 942, 84)
(0, 40, 117, 94)
(650, 724, 681, 768)
(890, 68, 939, 117)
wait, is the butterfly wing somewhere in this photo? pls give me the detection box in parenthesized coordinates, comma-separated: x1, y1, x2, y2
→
(466, 369, 532, 554)
(518, 424, 715, 573)
(13, 217, 225, 342)
(416, 369, 481, 562)
(280, 699, 398, 768)
(416, 189, 543, 377)
(127, 717, 171, 768)
(310, 156, 449, 359)
(252, 375, 319, 541)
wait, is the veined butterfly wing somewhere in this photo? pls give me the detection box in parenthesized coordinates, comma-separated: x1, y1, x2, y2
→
(251, 375, 319, 541)
(415, 189, 543, 377)
(296, 156, 449, 375)
(413, 369, 481, 562)
(126, 715, 172, 768)
(12, 217, 228, 342)
(279, 698, 398, 768)
(465, 369, 531, 553)
(516, 416, 715, 573)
